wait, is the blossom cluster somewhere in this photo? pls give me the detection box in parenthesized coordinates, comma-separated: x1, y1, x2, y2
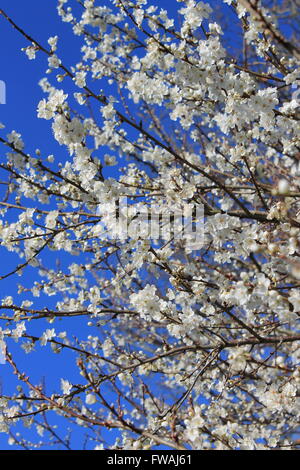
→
(0, 0, 299, 451)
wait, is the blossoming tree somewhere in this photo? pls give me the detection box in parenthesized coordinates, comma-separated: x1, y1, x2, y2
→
(0, 0, 300, 450)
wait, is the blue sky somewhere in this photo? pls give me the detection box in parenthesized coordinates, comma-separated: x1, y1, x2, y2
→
(0, 1, 83, 151)
(0, 0, 101, 450)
